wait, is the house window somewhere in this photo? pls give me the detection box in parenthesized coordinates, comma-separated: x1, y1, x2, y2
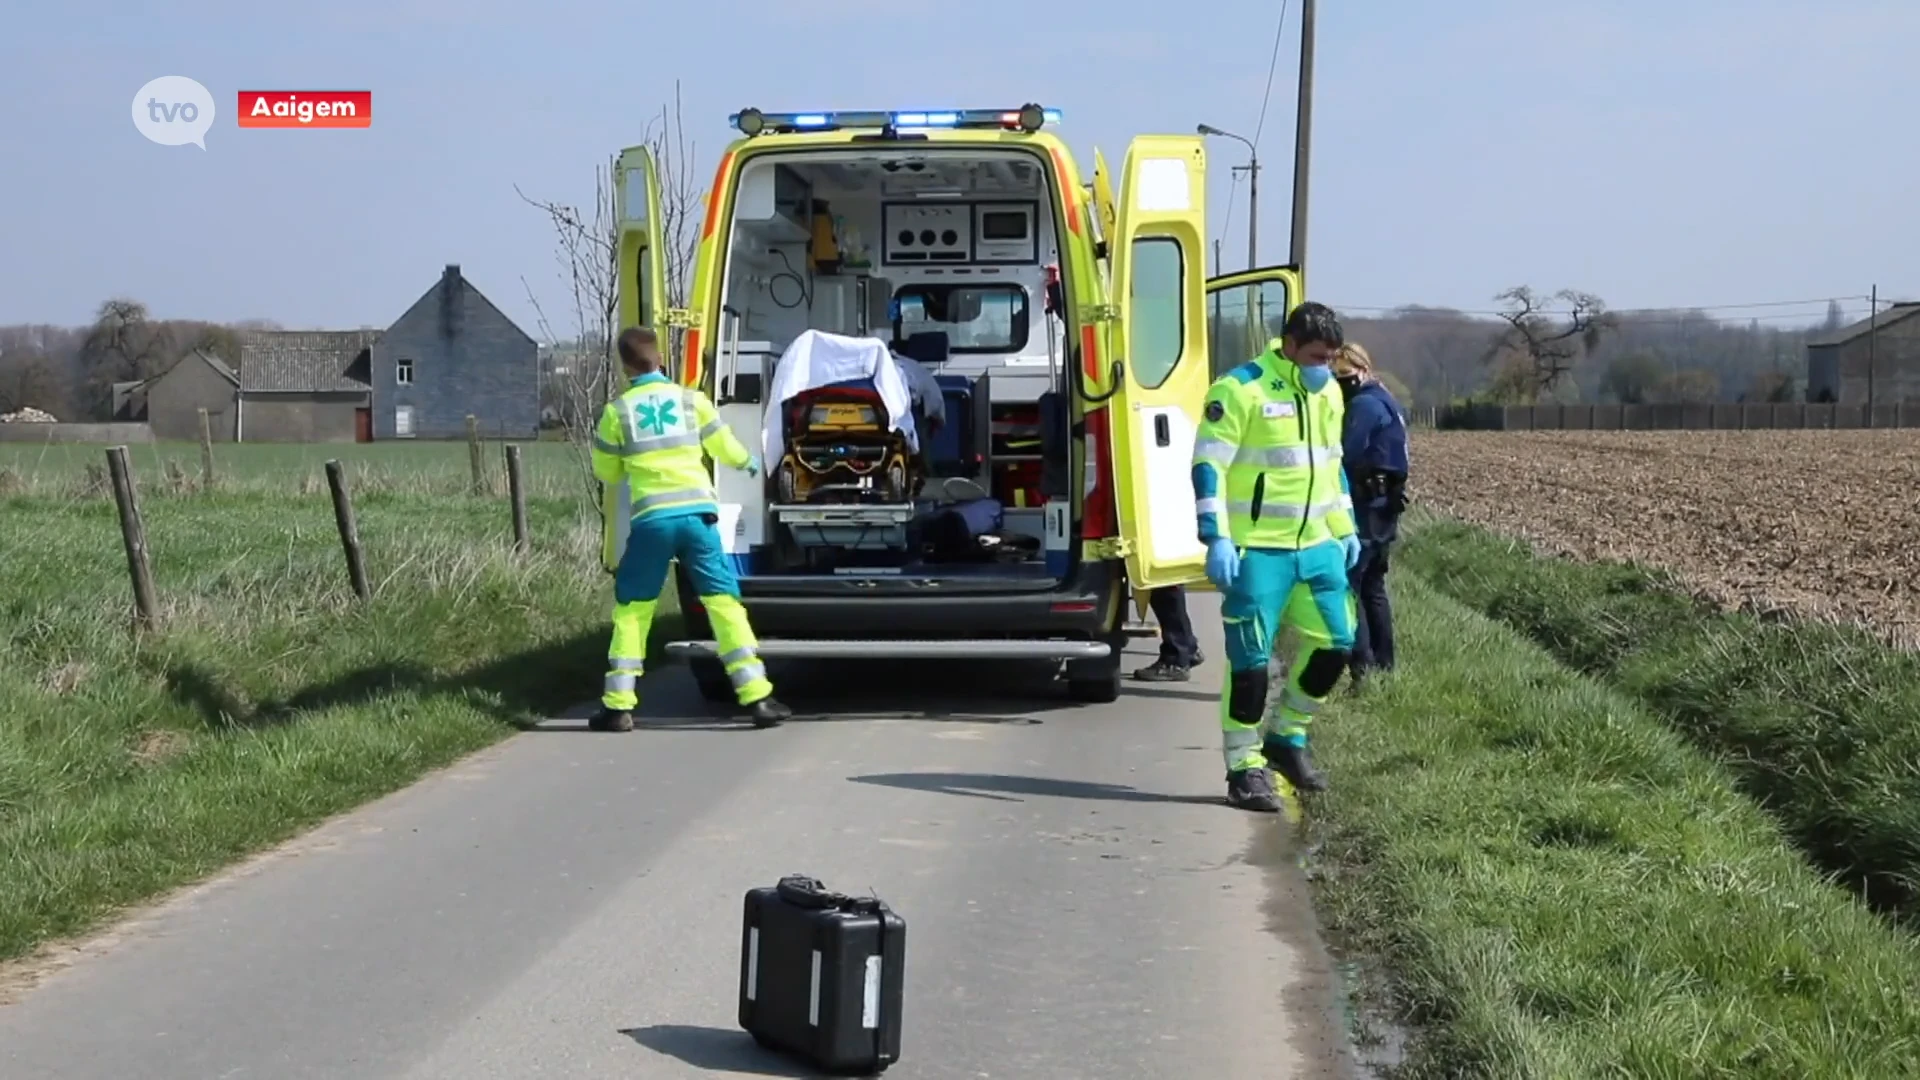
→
(396, 358, 415, 385)
(395, 405, 415, 438)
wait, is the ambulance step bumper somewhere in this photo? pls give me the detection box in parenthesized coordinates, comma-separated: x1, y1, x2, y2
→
(665, 639, 1112, 661)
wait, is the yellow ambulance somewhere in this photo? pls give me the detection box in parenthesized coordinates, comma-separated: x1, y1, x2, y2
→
(609, 104, 1301, 702)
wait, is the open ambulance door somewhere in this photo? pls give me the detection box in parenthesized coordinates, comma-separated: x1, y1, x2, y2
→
(1205, 264, 1303, 380)
(1103, 135, 1210, 591)
(604, 146, 668, 571)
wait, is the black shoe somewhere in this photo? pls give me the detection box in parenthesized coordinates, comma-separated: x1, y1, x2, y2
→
(1191, 649, 1205, 670)
(1267, 741, 1328, 794)
(749, 698, 791, 729)
(1225, 767, 1282, 812)
(1131, 660, 1191, 682)
(588, 707, 633, 732)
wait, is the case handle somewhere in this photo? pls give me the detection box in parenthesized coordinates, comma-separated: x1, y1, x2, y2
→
(775, 874, 886, 916)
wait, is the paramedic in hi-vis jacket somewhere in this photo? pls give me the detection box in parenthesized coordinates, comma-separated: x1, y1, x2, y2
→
(1192, 302, 1360, 812)
(590, 327, 791, 732)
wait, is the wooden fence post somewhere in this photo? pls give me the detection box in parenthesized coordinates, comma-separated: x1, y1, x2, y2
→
(197, 407, 216, 490)
(505, 444, 530, 556)
(466, 415, 484, 495)
(105, 446, 159, 629)
(325, 459, 372, 600)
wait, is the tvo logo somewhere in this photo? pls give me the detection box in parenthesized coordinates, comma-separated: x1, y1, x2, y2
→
(132, 76, 216, 149)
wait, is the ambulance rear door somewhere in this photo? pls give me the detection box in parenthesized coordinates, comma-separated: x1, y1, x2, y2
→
(604, 145, 668, 570)
(1102, 135, 1210, 590)
(1204, 265, 1303, 378)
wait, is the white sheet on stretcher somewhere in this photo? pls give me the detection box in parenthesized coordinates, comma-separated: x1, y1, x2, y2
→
(762, 329, 922, 466)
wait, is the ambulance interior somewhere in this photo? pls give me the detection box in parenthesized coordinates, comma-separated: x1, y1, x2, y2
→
(710, 148, 1078, 583)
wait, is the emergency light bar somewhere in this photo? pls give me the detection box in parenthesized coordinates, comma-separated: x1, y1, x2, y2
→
(729, 104, 1062, 137)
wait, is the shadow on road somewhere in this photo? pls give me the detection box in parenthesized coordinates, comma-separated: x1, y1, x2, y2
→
(531, 656, 1087, 732)
(160, 620, 1154, 736)
(848, 770, 1223, 806)
(619, 1024, 820, 1077)
(157, 629, 606, 733)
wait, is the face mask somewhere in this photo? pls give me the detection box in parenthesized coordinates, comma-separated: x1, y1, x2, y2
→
(1297, 364, 1332, 392)
(1337, 375, 1361, 397)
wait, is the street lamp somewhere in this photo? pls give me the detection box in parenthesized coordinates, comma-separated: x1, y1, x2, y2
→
(1198, 123, 1259, 270)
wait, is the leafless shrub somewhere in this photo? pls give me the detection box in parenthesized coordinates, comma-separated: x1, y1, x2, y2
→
(515, 80, 707, 519)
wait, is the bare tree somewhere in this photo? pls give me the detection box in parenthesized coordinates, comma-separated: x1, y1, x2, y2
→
(516, 80, 708, 501)
(1487, 286, 1615, 397)
(79, 299, 177, 418)
(0, 353, 61, 415)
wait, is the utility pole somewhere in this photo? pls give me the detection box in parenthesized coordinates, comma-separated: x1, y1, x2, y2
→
(1197, 124, 1260, 269)
(1245, 158, 1260, 270)
(1290, 0, 1317, 271)
(1213, 239, 1222, 276)
(1868, 283, 1878, 410)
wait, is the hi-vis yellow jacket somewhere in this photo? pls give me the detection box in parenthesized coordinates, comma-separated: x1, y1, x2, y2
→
(1192, 344, 1355, 550)
(593, 371, 753, 536)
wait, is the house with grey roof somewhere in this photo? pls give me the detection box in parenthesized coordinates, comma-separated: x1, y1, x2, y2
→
(236, 329, 379, 442)
(370, 265, 539, 440)
(1806, 302, 1920, 405)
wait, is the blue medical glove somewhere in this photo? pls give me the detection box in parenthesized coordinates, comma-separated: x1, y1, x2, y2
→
(1340, 533, 1361, 570)
(743, 456, 762, 477)
(1205, 538, 1241, 589)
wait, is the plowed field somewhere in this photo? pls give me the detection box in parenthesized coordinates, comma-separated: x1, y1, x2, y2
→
(1413, 430, 1920, 648)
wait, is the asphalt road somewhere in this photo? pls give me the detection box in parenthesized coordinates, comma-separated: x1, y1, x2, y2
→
(0, 608, 1361, 1080)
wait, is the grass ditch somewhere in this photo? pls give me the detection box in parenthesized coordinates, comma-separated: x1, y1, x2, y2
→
(1307, 572, 1920, 1078)
(0, 486, 675, 966)
(1397, 515, 1920, 927)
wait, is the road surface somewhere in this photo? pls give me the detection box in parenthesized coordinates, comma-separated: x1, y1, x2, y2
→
(0, 607, 1360, 1079)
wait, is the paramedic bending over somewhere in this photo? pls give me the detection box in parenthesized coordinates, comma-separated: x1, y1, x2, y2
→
(589, 327, 792, 732)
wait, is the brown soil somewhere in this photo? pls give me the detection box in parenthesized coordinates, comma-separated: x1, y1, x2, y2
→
(1412, 430, 1920, 648)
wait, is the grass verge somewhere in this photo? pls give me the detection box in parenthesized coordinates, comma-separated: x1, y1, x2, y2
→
(1309, 571, 1920, 1079)
(1396, 515, 1920, 925)
(0, 487, 674, 966)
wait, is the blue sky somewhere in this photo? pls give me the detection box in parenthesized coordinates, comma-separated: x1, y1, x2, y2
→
(3, 0, 1914, 335)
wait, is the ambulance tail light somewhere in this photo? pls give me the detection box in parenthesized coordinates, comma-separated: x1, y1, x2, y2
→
(1081, 406, 1117, 541)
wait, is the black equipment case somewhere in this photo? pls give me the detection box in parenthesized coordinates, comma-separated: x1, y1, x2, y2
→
(740, 875, 906, 1074)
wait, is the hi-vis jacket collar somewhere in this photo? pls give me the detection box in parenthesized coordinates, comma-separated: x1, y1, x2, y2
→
(629, 372, 670, 387)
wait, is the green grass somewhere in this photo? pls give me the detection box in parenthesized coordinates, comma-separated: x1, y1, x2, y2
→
(1310, 572, 1920, 1079)
(0, 443, 674, 964)
(0, 439, 590, 499)
(1395, 514, 1920, 926)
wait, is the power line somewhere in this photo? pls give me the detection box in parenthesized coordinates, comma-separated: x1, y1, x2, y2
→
(1217, 0, 1289, 259)
(1332, 294, 1879, 318)
(1251, 0, 1291, 149)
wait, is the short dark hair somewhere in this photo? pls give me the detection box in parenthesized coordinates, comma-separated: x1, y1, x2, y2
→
(1281, 302, 1344, 349)
(617, 326, 660, 371)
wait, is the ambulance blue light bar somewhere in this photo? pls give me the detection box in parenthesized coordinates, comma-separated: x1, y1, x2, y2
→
(729, 105, 1062, 137)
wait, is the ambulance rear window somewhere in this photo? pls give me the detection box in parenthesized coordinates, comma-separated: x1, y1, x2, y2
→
(891, 283, 1029, 353)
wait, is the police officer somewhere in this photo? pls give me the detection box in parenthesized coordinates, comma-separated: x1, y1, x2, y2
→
(590, 327, 792, 732)
(1192, 302, 1360, 811)
(1131, 585, 1205, 682)
(1334, 343, 1410, 684)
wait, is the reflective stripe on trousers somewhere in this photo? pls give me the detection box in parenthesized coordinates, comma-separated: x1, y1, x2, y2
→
(703, 594, 773, 706)
(717, 645, 768, 692)
(604, 656, 644, 696)
(603, 599, 657, 711)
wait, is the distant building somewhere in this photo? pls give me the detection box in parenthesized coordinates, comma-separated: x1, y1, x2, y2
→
(1805, 303, 1920, 405)
(110, 380, 148, 422)
(143, 349, 240, 441)
(236, 330, 379, 442)
(370, 264, 539, 440)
